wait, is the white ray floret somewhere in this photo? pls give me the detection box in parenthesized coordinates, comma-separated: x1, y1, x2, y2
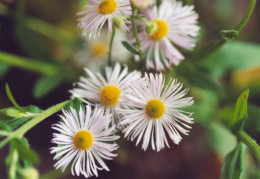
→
(119, 73, 194, 151)
(50, 105, 119, 178)
(78, 0, 131, 38)
(70, 63, 141, 128)
(135, 0, 200, 71)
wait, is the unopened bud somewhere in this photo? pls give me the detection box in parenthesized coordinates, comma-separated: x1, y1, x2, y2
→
(113, 16, 124, 29)
(131, 0, 153, 10)
(146, 21, 158, 35)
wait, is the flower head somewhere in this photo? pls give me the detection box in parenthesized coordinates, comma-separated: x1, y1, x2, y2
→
(136, 0, 199, 70)
(78, 0, 131, 38)
(70, 63, 141, 128)
(50, 105, 119, 178)
(119, 73, 194, 151)
(74, 30, 131, 70)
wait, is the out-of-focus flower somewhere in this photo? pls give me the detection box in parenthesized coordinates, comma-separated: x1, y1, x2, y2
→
(119, 73, 194, 151)
(74, 29, 131, 71)
(77, 0, 131, 38)
(130, 0, 154, 10)
(135, 0, 199, 71)
(70, 63, 141, 128)
(50, 105, 119, 178)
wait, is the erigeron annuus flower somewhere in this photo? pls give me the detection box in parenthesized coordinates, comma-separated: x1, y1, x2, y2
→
(135, 0, 199, 71)
(50, 105, 119, 178)
(119, 73, 194, 151)
(75, 29, 131, 71)
(70, 63, 141, 128)
(77, 0, 131, 38)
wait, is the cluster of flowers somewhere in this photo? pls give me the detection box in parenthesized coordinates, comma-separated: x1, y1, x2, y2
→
(50, 0, 199, 178)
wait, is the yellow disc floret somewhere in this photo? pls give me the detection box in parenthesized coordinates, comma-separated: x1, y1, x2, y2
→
(149, 19, 169, 41)
(73, 130, 93, 150)
(98, 0, 118, 15)
(100, 85, 121, 106)
(90, 41, 108, 58)
(145, 99, 165, 119)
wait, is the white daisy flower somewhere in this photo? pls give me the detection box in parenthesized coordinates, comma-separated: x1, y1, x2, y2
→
(78, 0, 131, 38)
(74, 29, 131, 71)
(70, 63, 141, 128)
(50, 105, 119, 178)
(136, 0, 200, 71)
(119, 73, 194, 151)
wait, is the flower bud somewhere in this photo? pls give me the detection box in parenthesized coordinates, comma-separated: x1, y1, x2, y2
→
(131, 0, 153, 10)
(145, 21, 158, 35)
(113, 16, 124, 29)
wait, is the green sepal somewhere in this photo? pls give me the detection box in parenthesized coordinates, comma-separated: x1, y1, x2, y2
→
(64, 98, 85, 112)
(220, 30, 239, 40)
(121, 41, 139, 54)
(221, 142, 246, 179)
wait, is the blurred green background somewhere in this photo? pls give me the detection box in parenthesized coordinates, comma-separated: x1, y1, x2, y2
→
(0, 0, 260, 178)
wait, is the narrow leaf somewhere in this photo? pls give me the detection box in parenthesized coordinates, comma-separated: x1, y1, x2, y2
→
(33, 75, 64, 99)
(221, 142, 246, 179)
(230, 89, 249, 132)
(5, 83, 23, 111)
(121, 41, 139, 54)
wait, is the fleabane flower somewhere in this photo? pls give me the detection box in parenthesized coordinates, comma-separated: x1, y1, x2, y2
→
(119, 73, 194, 151)
(135, 0, 199, 71)
(75, 29, 131, 71)
(78, 0, 131, 38)
(50, 105, 119, 178)
(70, 63, 141, 128)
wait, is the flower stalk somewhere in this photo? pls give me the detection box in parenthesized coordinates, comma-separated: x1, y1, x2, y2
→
(108, 26, 116, 66)
(131, 8, 144, 61)
(237, 130, 260, 162)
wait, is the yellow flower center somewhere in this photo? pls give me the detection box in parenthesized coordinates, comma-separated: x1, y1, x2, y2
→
(145, 99, 165, 119)
(99, 85, 121, 106)
(149, 19, 169, 41)
(90, 41, 108, 58)
(73, 130, 93, 150)
(98, 0, 118, 15)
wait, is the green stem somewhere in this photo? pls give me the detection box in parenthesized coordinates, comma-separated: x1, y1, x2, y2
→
(237, 130, 260, 162)
(197, 0, 256, 63)
(234, 0, 257, 32)
(131, 8, 144, 61)
(0, 100, 72, 149)
(108, 26, 116, 66)
(0, 51, 58, 76)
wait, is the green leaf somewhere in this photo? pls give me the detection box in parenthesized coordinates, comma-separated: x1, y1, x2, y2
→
(0, 63, 9, 77)
(0, 105, 42, 130)
(33, 75, 64, 99)
(203, 41, 260, 78)
(229, 89, 249, 132)
(5, 83, 23, 111)
(221, 142, 246, 179)
(121, 41, 139, 54)
(11, 138, 39, 164)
